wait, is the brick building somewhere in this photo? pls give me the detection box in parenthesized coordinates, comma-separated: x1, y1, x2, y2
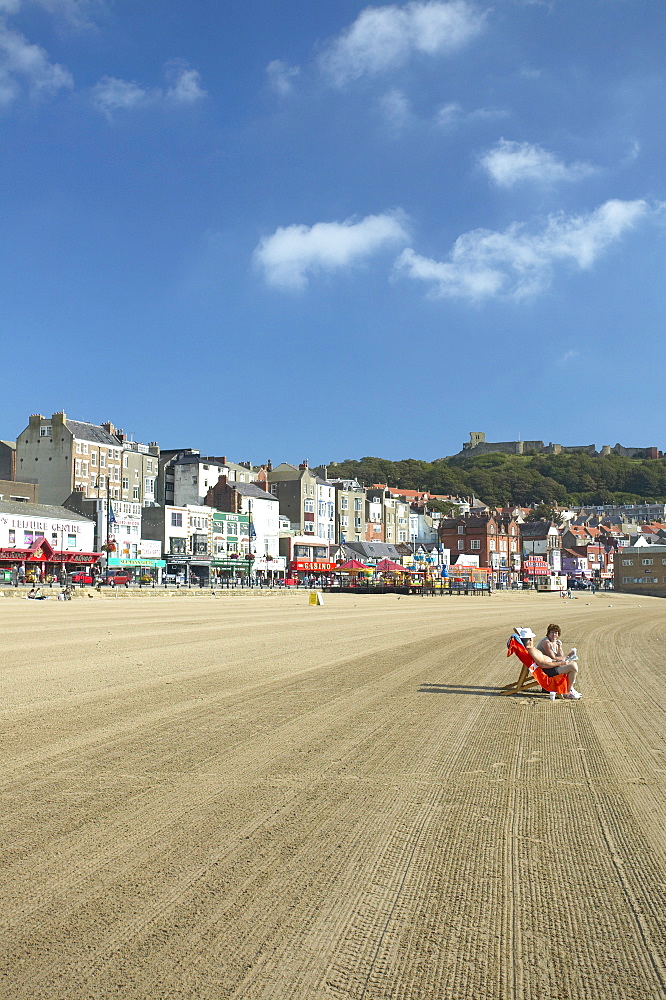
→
(438, 514, 520, 585)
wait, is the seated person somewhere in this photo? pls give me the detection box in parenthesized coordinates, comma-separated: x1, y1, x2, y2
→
(538, 624, 580, 692)
(517, 627, 581, 699)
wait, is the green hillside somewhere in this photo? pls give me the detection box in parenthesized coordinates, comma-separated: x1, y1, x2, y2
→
(318, 453, 666, 508)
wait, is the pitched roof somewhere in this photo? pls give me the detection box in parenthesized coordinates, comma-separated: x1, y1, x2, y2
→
(227, 482, 276, 500)
(65, 419, 120, 446)
(341, 541, 402, 560)
(0, 499, 93, 521)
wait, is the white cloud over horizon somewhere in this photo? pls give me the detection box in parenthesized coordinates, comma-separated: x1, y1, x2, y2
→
(480, 139, 597, 187)
(319, 0, 485, 86)
(396, 198, 651, 301)
(266, 58, 300, 96)
(0, 20, 73, 104)
(254, 211, 409, 290)
(92, 64, 205, 118)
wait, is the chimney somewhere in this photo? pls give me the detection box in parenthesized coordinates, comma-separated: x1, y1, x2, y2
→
(267, 459, 272, 472)
(101, 421, 115, 436)
(299, 459, 309, 470)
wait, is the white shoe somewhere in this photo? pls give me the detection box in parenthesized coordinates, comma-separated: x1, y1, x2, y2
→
(567, 689, 582, 700)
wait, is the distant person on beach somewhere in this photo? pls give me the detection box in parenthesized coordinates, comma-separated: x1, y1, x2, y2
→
(518, 626, 581, 699)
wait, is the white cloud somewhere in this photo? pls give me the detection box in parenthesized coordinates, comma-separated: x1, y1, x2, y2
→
(165, 65, 206, 104)
(435, 101, 461, 126)
(556, 349, 580, 366)
(320, 1, 485, 86)
(480, 139, 597, 187)
(254, 211, 409, 290)
(92, 75, 147, 117)
(0, 0, 102, 27)
(0, 21, 73, 104)
(266, 59, 300, 96)
(92, 64, 205, 119)
(380, 87, 412, 129)
(396, 199, 651, 301)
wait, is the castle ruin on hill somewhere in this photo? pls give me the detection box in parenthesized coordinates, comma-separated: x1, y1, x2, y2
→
(450, 432, 661, 460)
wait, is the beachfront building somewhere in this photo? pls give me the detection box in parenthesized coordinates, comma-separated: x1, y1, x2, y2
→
(330, 479, 366, 543)
(520, 521, 562, 574)
(279, 533, 334, 582)
(614, 544, 666, 598)
(16, 412, 159, 507)
(439, 514, 520, 586)
(171, 454, 230, 507)
(64, 494, 165, 583)
(267, 461, 320, 535)
(205, 478, 284, 582)
(141, 504, 215, 585)
(0, 499, 97, 583)
(210, 510, 253, 583)
(0, 477, 38, 503)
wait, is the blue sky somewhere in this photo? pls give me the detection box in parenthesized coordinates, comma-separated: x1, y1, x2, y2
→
(1, 0, 664, 465)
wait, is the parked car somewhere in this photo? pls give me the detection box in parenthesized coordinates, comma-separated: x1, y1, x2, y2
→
(105, 573, 132, 586)
(70, 572, 94, 585)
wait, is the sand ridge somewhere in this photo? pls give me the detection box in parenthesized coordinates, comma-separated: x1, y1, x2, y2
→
(1, 591, 664, 998)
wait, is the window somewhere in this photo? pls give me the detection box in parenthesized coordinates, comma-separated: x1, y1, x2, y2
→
(123, 455, 129, 468)
(133, 486, 139, 499)
(81, 461, 88, 477)
(147, 459, 153, 473)
(458, 525, 464, 534)
(76, 442, 82, 453)
(91, 452, 97, 466)
(122, 477, 129, 490)
(470, 539, 480, 550)
(341, 516, 349, 527)
(489, 540, 496, 550)
(341, 497, 348, 510)
(82, 443, 89, 454)
(270, 483, 278, 496)
(458, 539, 464, 550)
(100, 452, 106, 468)
(40, 425, 51, 437)
(373, 525, 381, 533)
(641, 558, 653, 565)
(304, 499, 314, 513)
(355, 517, 362, 529)
(622, 559, 633, 566)
(75, 459, 81, 475)
(171, 512, 182, 527)
(354, 498, 362, 511)
(145, 478, 155, 494)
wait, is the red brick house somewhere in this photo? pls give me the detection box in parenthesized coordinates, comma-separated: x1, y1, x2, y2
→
(438, 514, 520, 585)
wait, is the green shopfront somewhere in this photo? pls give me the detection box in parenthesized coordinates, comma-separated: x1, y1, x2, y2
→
(211, 511, 252, 583)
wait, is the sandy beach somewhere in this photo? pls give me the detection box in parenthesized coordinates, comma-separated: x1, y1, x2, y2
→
(1, 590, 664, 999)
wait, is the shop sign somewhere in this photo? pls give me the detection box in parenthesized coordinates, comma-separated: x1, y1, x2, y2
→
(108, 557, 166, 568)
(290, 559, 334, 571)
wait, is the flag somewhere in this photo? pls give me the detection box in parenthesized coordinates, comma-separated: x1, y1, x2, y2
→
(250, 521, 256, 539)
(340, 533, 346, 543)
(108, 503, 116, 523)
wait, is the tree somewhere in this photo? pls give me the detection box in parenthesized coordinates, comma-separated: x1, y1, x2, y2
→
(525, 503, 563, 525)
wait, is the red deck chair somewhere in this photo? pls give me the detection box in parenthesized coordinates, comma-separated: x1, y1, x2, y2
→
(502, 634, 569, 697)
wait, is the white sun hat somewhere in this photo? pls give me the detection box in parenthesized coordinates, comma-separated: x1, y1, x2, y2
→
(516, 627, 536, 639)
